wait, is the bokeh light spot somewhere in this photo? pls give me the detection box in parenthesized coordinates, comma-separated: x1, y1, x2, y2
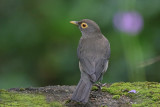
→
(113, 11, 144, 35)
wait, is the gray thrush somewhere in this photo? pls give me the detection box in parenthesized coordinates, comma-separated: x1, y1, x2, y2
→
(70, 19, 110, 103)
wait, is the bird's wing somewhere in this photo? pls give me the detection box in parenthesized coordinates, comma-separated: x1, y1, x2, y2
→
(79, 58, 96, 82)
(78, 35, 110, 82)
(103, 36, 111, 60)
(94, 36, 110, 81)
(79, 58, 95, 75)
(94, 59, 108, 81)
(79, 58, 109, 82)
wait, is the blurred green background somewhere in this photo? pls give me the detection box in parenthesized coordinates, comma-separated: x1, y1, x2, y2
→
(0, 0, 160, 89)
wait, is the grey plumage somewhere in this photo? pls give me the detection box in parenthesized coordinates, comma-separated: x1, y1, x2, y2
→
(70, 19, 110, 103)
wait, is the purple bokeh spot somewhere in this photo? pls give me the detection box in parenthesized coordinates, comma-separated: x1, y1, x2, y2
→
(113, 12, 143, 35)
(128, 90, 136, 93)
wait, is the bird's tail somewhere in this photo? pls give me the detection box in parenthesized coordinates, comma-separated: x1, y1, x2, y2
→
(71, 79, 92, 103)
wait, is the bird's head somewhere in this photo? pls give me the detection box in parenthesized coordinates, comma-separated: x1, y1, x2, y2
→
(70, 19, 101, 36)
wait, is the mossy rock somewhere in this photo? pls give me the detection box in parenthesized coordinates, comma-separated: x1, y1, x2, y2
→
(1, 82, 160, 106)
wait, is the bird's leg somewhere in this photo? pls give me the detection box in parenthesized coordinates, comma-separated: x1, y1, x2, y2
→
(94, 82, 106, 91)
(100, 82, 107, 87)
(93, 76, 106, 91)
(94, 82, 101, 91)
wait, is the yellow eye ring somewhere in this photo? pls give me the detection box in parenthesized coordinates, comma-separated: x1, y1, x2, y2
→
(81, 23, 88, 28)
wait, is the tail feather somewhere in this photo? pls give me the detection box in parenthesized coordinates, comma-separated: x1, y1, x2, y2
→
(71, 79, 92, 103)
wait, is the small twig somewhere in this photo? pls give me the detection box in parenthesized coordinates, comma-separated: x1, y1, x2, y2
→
(138, 56, 160, 68)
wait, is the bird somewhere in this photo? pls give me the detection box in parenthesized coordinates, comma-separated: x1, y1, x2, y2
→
(70, 19, 110, 104)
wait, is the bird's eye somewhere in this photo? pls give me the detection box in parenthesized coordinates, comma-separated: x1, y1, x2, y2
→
(81, 23, 88, 29)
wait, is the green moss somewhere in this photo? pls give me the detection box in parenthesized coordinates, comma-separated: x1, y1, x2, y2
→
(101, 105, 108, 107)
(92, 86, 99, 91)
(112, 95, 120, 100)
(152, 94, 160, 101)
(101, 86, 108, 92)
(103, 82, 160, 106)
(0, 89, 6, 93)
(0, 89, 64, 107)
(65, 99, 71, 104)
(19, 88, 25, 91)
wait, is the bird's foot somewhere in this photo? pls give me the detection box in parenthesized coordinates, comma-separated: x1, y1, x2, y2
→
(93, 82, 106, 91)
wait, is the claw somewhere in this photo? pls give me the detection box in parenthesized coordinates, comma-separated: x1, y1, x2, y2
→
(93, 82, 107, 91)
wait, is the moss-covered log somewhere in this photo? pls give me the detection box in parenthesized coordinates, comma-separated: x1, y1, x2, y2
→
(0, 82, 160, 107)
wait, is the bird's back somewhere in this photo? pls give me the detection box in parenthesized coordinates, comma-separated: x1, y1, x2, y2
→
(78, 35, 110, 61)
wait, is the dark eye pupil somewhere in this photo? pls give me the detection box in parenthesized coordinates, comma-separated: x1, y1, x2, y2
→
(83, 24, 86, 27)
